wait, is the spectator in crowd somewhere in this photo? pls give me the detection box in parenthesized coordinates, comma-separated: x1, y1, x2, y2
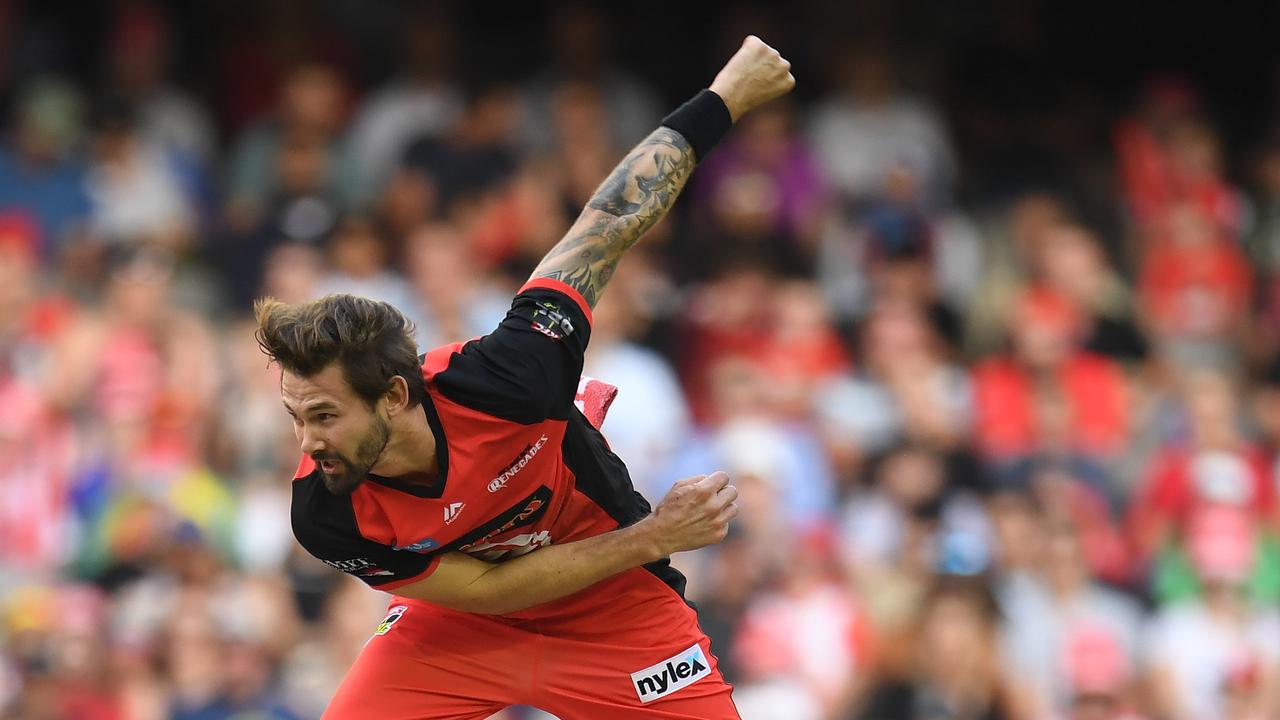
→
(814, 160, 981, 330)
(210, 0, 356, 136)
(1035, 224, 1149, 365)
(839, 444, 992, 636)
(224, 62, 357, 235)
(345, 4, 462, 209)
(279, 575, 386, 719)
(734, 529, 870, 718)
(815, 297, 971, 483)
(1144, 505, 1280, 720)
(520, 2, 661, 154)
(690, 100, 828, 274)
(857, 577, 1034, 720)
(1250, 355, 1280, 487)
(1247, 138, 1280, 278)
(535, 78, 622, 218)
(995, 457, 1134, 586)
(972, 286, 1131, 464)
(401, 221, 512, 349)
(808, 42, 956, 212)
(222, 109, 348, 307)
(966, 193, 1072, 357)
(0, 78, 92, 261)
(1246, 139, 1280, 364)
(85, 95, 196, 254)
(1138, 201, 1252, 372)
(1, 584, 120, 720)
(678, 258, 850, 426)
(102, 2, 216, 193)
(1129, 367, 1280, 604)
(389, 78, 532, 270)
(998, 515, 1143, 719)
(313, 215, 419, 327)
(663, 354, 837, 531)
(1113, 81, 1243, 244)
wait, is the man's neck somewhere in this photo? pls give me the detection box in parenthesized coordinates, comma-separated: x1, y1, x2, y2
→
(369, 405, 439, 483)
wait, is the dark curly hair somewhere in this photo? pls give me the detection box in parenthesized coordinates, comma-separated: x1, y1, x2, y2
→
(254, 294, 427, 409)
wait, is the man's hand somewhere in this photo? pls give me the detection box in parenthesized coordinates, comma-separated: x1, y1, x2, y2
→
(709, 36, 796, 122)
(637, 471, 740, 557)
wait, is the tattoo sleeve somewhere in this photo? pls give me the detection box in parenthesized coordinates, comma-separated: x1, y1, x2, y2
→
(530, 127, 696, 308)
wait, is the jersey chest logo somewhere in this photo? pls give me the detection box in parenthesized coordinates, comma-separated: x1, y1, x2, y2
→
(489, 434, 550, 493)
(445, 486, 553, 555)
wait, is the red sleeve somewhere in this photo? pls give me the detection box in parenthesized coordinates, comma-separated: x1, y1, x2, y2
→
(429, 280, 595, 423)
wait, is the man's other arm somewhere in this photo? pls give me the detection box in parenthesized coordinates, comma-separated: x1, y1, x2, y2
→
(394, 472, 737, 615)
(529, 35, 795, 308)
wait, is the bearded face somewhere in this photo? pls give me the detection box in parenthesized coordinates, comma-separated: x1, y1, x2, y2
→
(314, 409, 391, 495)
(281, 364, 393, 496)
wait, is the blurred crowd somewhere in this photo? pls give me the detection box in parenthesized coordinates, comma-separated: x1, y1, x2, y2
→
(3, 1, 1280, 719)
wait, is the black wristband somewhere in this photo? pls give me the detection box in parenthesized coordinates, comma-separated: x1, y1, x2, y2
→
(660, 89, 733, 162)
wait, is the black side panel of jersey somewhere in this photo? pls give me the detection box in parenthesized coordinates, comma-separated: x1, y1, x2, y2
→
(291, 473, 435, 588)
(433, 288, 590, 425)
(561, 410, 689, 601)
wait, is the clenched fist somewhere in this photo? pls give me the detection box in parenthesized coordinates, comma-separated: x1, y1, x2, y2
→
(709, 36, 796, 122)
(642, 471, 740, 557)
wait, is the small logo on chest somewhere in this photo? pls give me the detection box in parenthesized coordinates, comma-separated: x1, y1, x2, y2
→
(393, 537, 439, 553)
(444, 502, 465, 524)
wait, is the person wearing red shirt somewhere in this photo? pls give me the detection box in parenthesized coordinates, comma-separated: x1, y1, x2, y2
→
(255, 37, 795, 720)
(973, 286, 1130, 462)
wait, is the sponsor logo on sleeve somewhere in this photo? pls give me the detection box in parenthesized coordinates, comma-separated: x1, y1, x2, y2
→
(375, 605, 408, 636)
(321, 557, 395, 577)
(630, 644, 712, 703)
(530, 301, 575, 340)
(488, 435, 549, 492)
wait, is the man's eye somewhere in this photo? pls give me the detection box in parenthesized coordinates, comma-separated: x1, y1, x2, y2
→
(317, 414, 336, 422)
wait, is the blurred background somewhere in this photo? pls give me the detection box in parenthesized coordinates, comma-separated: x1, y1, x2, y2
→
(2, 0, 1280, 718)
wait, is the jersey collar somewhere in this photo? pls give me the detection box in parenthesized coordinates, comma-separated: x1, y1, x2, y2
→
(365, 392, 449, 499)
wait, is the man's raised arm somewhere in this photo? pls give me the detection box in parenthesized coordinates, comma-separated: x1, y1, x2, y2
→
(530, 35, 795, 308)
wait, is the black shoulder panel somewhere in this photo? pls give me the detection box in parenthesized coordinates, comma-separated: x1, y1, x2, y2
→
(432, 287, 591, 424)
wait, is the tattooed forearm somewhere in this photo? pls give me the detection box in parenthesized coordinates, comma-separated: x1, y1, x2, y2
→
(531, 127, 696, 308)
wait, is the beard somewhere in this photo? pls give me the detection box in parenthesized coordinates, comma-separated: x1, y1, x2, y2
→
(316, 412, 391, 495)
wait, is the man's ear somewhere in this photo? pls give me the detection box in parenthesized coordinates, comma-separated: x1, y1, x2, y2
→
(384, 375, 411, 416)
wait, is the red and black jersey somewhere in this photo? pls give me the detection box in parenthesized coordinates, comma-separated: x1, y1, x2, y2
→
(290, 279, 686, 616)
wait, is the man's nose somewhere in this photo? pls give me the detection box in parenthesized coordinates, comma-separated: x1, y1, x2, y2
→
(300, 427, 326, 457)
